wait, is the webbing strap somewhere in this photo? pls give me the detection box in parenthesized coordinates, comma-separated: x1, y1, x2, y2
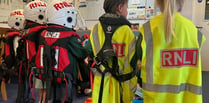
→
(198, 30, 203, 47)
(143, 21, 153, 84)
(92, 24, 101, 54)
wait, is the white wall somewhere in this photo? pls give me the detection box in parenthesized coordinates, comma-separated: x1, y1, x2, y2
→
(181, 0, 209, 71)
(75, 0, 104, 29)
(181, 0, 194, 20)
(0, 0, 25, 28)
(192, 0, 209, 71)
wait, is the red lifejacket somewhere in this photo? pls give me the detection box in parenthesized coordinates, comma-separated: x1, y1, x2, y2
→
(35, 29, 80, 82)
(4, 29, 21, 68)
(24, 23, 46, 62)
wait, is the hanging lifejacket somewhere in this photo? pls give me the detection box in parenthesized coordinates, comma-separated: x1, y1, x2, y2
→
(0, 35, 5, 58)
(35, 29, 79, 81)
(0, 29, 21, 83)
(4, 30, 21, 69)
(18, 23, 46, 102)
(16, 22, 44, 79)
(33, 28, 80, 103)
(24, 23, 46, 64)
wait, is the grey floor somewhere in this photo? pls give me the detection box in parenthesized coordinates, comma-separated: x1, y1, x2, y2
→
(0, 71, 209, 103)
(0, 79, 90, 103)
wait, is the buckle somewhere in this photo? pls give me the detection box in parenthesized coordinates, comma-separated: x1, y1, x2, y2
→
(31, 67, 39, 76)
(31, 67, 37, 71)
(53, 71, 65, 80)
(62, 72, 65, 79)
(94, 56, 101, 65)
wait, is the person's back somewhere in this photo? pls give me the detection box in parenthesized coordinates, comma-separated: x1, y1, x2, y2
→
(24, 22, 46, 64)
(86, 0, 142, 103)
(23, 0, 47, 64)
(139, 0, 206, 103)
(90, 15, 138, 103)
(147, 12, 199, 47)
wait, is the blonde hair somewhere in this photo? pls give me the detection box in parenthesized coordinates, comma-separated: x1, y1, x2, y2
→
(156, 0, 177, 43)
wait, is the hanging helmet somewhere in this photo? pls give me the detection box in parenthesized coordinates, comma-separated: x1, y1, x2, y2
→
(23, 0, 47, 24)
(46, 0, 77, 28)
(8, 9, 25, 30)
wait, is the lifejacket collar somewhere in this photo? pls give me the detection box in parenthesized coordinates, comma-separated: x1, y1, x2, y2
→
(99, 13, 131, 27)
(46, 24, 75, 32)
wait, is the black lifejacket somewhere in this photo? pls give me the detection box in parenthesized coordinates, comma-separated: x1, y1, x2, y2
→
(93, 13, 136, 103)
(4, 29, 21, 69)
(33, 25, 80, 103)
(35, 27, 80, 83)
(94, 13, 135, 82)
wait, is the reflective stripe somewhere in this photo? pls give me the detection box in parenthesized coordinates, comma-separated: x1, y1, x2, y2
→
(40, 47, 43, 67)
(125, 80, 137, 93)
(94, 71, 111, 76)
(92, 24, 100, 54)
(143, 21, 153, 84)
(92, 24, 110, 76)
(54, 48, 59, 70)
(143, 21, 202, 95)
(198, 30, 203, 47)
(143, 83, 202, 94)
(26, 42, 29, 60)
(123, 37, 136, 73)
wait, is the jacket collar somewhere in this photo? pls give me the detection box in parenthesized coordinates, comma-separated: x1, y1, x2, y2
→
(99, 13, 131, 27)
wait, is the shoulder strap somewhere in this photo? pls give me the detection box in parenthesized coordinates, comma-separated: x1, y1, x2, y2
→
(93, 22, 135, 103)
(42, 43, 53, 103)
(26, 28, 45, 41)
(95, 23, 119, 64)
(197, 30, 203, 48)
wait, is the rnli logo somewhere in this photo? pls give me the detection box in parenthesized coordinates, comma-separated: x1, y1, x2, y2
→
(106, 25, 112, 34)
(29, 2, 47, 9)
(107, 26, 112, 32)
(112, 43, 125, 57)
(10, 11, 23, 16)
(54, 1, 72, 11)
(161, 49, 198, 67)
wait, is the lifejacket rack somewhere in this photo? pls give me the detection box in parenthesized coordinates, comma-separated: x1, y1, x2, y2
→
(0, 27, 9, 101)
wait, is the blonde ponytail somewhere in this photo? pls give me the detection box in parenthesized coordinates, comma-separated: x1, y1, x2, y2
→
(163, 0, 175, 43)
